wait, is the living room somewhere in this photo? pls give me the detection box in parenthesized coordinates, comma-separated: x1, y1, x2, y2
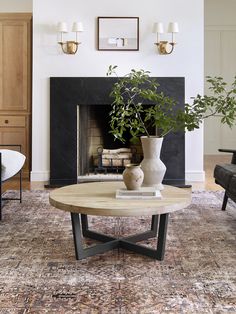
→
(0, 0, 235, 312)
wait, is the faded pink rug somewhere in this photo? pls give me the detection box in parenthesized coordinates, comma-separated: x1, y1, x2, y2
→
(0, 190, 235, 313)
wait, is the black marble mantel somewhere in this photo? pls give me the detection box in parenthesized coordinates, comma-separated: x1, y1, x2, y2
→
(50, 77, 185, 186)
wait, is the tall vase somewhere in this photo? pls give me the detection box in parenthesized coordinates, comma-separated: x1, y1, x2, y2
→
(140, 136, 166, 190)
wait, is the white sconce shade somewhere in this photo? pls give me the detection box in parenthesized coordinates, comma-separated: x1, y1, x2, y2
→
(57, 22, 68, 33)
(152, 22, 164, 33)
(72, 22, 84, 32)
(168, 22, 179, 33)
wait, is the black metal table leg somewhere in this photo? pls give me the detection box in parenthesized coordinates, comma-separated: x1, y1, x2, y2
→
(81, 214, 88, 234)
(151, 214, 159, 234)
(120, 214, 169, 260)
(70, 213, 169, 261)
(123, 215, 159, 243)
(71, 213, 119, 260)
(81, 213, 117, 242)
(156, 213, 169, 260)
(71, 213, 84, 259)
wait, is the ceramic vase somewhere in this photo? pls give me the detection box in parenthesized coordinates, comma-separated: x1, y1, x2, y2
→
(140, 136, 166, 190)
(122, 164, 144, 190)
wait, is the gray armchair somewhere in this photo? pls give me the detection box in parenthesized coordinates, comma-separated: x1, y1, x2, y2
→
(214, 149, 236, 210)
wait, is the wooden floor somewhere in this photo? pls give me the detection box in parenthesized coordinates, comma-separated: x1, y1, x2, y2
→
(193, 154, 231, 190)
(2, 155, 231, 192)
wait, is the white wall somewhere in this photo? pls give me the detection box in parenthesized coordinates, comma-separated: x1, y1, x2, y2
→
(32, 0, 204, 182)
(204, 0, 236, 154)
(0, 0, 32, 12)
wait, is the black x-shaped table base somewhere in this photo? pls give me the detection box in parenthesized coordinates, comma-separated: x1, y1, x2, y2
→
(71, 213, 169, 260)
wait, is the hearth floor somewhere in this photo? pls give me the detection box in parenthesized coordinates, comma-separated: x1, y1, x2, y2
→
(78, 173, 123, 182)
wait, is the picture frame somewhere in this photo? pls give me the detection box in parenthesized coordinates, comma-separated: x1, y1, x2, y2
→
(97, 17, 139, 51)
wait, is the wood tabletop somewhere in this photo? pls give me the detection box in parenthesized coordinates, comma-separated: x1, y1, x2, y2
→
(49, 182, 191, 217)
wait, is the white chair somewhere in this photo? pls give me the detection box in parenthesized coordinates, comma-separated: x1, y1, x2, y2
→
(0, 148, 26, 220)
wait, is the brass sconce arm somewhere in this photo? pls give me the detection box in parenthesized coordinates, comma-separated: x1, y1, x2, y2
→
(155, 41, 176, 55)
(58, 41, 81, 54)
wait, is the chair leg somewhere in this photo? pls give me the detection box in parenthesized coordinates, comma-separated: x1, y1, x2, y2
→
(0, 180, 2, 221)
(0, 153, 2, 221)
(222, 192, 228, 211)
(20, 169, 22, 203)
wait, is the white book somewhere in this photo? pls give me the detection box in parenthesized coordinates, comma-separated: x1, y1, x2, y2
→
(116, 187, 162, 199)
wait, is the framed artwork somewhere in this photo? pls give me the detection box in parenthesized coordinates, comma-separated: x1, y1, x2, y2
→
(97, 17, 139, 51)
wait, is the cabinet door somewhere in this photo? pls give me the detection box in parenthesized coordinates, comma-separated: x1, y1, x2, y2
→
(0, 17, 31, 112)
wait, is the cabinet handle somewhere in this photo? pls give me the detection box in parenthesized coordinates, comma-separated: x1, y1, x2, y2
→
(4, 120, 9, 124)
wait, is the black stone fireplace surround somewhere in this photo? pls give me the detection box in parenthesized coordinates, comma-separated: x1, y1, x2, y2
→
(50, 77, 185, 186)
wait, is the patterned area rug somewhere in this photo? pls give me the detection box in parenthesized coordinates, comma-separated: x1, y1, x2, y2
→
(0, 189, 235, 313)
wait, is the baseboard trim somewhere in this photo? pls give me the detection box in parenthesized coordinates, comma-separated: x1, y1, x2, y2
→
(30, 171, 205, 183)
(30, 171, 50, 182)
(185, 171, 205, 182)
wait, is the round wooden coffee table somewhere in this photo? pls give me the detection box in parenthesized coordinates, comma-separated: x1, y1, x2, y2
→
(49, 182, 191, 260)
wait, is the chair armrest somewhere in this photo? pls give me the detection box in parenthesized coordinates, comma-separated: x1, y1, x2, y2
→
(218, 149, 236, 164)
(218, 149, 236, 153)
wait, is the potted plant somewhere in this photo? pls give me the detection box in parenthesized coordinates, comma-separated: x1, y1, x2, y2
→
(107, 65, 236, 189)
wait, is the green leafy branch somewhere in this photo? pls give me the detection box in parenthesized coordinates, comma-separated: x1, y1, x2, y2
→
(183, 76, 236, 131)
(107, 66, 236, 143)
(107, 65, 181, 142)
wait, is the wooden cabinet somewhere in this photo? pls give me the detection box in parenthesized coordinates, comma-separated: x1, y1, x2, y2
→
(0, 13, 32, 177)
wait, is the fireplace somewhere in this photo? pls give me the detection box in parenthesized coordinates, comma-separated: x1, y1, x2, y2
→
(50, 77, 185, 186)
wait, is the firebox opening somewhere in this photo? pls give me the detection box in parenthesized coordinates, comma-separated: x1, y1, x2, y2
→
(78, 104, 142, 176)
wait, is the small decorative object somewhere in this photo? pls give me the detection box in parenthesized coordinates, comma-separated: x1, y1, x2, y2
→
(122, 164, 144, 190)
(107, 65, 236, 189)
(140, 136, 166, 190)
(97, 17, 139, 51)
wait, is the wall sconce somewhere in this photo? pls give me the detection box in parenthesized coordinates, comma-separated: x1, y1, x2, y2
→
(153, 22, 179, 55)
(57, 21, 84, 54)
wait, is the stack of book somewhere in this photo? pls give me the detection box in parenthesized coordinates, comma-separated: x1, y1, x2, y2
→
(116, 187, 162, 199)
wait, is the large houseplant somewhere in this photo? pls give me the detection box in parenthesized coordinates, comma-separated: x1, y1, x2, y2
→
(107, 65, 236, 189)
